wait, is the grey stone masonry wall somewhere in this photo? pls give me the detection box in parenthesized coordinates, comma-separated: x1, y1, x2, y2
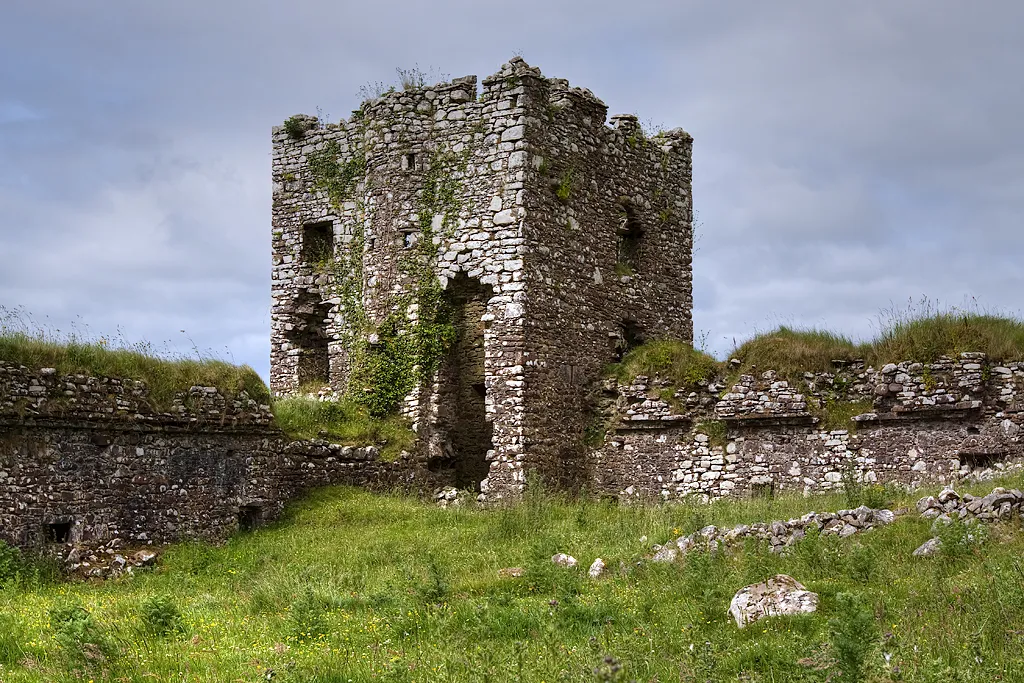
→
(0, 363, 421, 550)
(271, 57, 693, 500)
(595, 354, 1024, 501)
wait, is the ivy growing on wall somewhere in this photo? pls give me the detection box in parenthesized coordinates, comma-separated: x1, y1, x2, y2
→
(304, 139, 469, 418)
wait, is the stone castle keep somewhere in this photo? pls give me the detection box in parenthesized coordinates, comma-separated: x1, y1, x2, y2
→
(270, 57, 694, 494)
(1, 58, 1021, 554)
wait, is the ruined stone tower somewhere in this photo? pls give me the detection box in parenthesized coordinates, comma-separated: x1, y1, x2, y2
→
(271, 58, 693, 499)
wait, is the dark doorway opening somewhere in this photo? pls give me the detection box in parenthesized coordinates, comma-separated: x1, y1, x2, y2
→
(238, 505, 263, 532)
(751, 481, 775, 500)
(287, 291, 332, 388)
(438, 275, 494, 491)
(44, 521, 72, 543)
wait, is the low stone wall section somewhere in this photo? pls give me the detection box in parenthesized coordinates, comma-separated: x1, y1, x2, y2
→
(0, 363, 426, 550)
(595, 354, 1024, 501)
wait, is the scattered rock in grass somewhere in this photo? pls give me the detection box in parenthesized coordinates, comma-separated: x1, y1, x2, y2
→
(588, 558, 606, 579)
(729, 574, 819, 628)
(662, 506, 900, 559)
(435, 486, 473, 508)
(64, 542, 161, 579)
(498, 567, 525, 578)
(552, 553, 578, 568)
(650, 544, 678, 563)
(914, 486, 1024, 522)
(913, 537, 942, 556)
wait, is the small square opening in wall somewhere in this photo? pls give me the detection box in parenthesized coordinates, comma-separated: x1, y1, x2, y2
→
(960, 450, 1007, 470)
(44, 521, 72, 543)
(751, 481, 775, 500)
(237, 506, 263, 532)
(302, 221, 334, 263)
(402, 153, 417, 171)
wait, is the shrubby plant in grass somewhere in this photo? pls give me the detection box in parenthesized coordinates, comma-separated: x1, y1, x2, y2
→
(138, 594, 184, 637)
(828, 592, 878, 682)
(49, 602, 114, 666)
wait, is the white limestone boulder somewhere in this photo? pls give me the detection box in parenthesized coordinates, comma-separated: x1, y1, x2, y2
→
(728, 574, 819, 628)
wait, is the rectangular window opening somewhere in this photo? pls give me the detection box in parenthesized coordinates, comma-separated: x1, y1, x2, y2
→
(751, 482, 775, 500)
(615, 201, 644, 274)
(45, 521, 72, 543)
(402, 153, 416, 171)
(302, 221, 334, 263)
(238, 505, 263, 532)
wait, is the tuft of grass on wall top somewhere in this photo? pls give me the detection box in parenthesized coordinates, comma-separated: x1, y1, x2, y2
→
(730, 327, 870, 378)
(872, 310, 1024, 364)
(0, 307, 269, 410)
(609, 339, 721, 387)
(271, 395, 415, 460)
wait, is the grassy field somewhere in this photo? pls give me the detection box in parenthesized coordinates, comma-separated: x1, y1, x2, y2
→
(3, 478, 1024, 682)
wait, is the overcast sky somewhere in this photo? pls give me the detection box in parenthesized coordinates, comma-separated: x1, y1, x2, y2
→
(1, 1, 1022, 378)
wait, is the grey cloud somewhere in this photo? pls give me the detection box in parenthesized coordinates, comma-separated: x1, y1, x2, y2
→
(2, 0, 1023, 377)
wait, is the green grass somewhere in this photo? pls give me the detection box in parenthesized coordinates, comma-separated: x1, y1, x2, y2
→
(730, 327, 871, 377)
(0, 330, 269, 410)
(271, 396, 415, 459)
(3, 477, 1024, 682)
(608, 339, 721, 387)
(811, 399, 875, 432)
(872, 309, 1024, 364)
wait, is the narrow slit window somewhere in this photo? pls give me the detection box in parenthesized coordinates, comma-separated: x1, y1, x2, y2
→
(616, 203, 644, 274)
(402, 153, 416, 171)
(302, 221, 334, 263)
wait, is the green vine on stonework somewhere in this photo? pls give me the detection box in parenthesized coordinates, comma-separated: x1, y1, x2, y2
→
(308, 141, 366, 210)
(305, 139, 369, 393)
(403, 146, 470, 384)
(322, 145, 469, 418)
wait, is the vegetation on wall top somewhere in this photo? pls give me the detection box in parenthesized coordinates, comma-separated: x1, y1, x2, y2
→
(0, 307, 269, 410)
(731, 303, 1024, 378)
(608, 340, 720, 388)
(270, 395, 415, 460)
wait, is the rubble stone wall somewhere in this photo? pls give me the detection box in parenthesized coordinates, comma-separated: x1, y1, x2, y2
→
(595, 355, 1024, 501)
(271, 57, 694, 499)
(0, 363, 420, 550)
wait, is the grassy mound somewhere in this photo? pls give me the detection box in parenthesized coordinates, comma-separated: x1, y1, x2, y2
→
(3, 478, 1024, 681)
(0, 331, 269, 410)
(609, 340, 721, 386)
(730, 327, 870, 377)
(271, 396, 415, 459)
(872, 311, 1024, 364)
